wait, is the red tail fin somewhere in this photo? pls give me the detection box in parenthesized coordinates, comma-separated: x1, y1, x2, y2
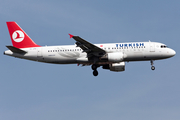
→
(6, 22, 40, 48)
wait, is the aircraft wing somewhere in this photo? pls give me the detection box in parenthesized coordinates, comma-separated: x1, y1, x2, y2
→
(69, 34, 106, 57)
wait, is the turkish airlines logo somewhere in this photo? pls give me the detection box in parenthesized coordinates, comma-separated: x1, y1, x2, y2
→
(12, 30, 25, 42)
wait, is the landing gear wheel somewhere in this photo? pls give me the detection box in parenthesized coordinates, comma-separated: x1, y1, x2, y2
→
(92, 64, 97, 70)
(93, 70, 98, 76)
(150, 60, 155, 70)
(151, 66, 155, 70)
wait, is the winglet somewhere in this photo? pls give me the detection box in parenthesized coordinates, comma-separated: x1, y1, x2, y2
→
(69, 34, 74, 38)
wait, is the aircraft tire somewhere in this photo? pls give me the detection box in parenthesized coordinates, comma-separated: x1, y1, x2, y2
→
(93, 70, 98, 76)
(151, 66, 155, 70)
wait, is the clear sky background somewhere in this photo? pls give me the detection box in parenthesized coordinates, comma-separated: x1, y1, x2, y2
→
(0, 0, 180, 120)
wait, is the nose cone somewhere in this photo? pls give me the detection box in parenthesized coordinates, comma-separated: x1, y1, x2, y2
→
(170, 49, 176, 57)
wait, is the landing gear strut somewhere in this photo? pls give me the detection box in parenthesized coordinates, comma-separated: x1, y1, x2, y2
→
(151, 60, 155, 70)
(91, 64, 97, 70)
(91, 64, 99, 76)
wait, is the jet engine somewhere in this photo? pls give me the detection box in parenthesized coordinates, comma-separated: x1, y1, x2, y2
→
(107, 52, 124, 62)
(102, 62, 125, 72)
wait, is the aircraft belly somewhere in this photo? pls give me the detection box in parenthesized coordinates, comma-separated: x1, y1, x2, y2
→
(43, 55, 77, 63)
(42, 52, 87, 64)
(125, 50, 168, 61)
(125, 52, 144, 61)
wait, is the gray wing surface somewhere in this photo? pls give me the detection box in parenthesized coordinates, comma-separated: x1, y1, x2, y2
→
(70, 34, 106, 57)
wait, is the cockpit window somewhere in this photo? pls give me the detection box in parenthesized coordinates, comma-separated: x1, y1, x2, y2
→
(161, 45, 168, 48)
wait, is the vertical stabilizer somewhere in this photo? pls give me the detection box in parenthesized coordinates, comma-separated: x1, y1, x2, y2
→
(6, 22, 40, 48)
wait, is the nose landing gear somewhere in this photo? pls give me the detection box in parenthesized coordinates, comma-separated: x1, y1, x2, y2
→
(92, 64, 99, 76)
(151, 60, 155, 70)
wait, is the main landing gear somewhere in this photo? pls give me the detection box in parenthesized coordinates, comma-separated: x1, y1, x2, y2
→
(92, 64, 99, 76)
(151, 60, 155, 70)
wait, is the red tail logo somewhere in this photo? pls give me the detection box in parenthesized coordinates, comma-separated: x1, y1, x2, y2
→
(6, 22, 40, 48)
(12, 30, 25, 42)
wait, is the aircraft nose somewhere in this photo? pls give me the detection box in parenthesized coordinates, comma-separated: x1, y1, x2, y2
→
(172, 49, 176, 56)
(170, 49, 176, 57)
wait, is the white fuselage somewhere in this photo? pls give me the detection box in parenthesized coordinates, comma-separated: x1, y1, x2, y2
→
(4, 41, 176, 65)
(5, 21, 176, 76)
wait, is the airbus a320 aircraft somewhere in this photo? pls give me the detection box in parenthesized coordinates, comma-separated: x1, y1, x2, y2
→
(4, 22, 176, 76)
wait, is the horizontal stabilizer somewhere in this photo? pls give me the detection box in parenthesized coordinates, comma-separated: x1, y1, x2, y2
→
(6, 46, 27, 54)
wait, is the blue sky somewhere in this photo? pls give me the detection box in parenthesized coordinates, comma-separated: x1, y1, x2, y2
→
(0, 0, 180, 120)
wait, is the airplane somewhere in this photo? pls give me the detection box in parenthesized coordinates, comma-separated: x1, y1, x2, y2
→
(4, 21, 176, 76)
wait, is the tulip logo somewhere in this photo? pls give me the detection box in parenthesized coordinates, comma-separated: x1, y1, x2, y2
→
(12, 30, 25, 42)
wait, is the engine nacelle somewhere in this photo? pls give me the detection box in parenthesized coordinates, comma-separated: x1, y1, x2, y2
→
(107, 52, 124, 62)
(103, 62, 125, 72)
